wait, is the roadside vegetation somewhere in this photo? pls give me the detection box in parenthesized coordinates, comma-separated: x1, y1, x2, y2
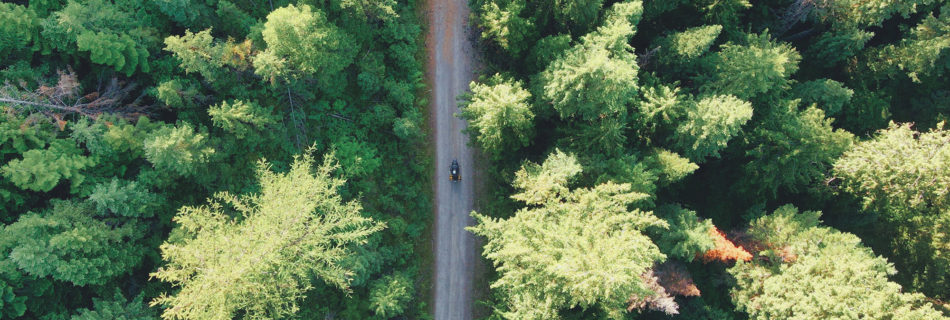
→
(464, 0, 950, 318)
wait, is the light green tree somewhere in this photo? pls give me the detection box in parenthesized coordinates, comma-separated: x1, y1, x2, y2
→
(469, 150, 667, 319)
(538, 1, 642, 121)
(208, 100, 276, 139)
(0, 3, 40, 60)
(1, 139, 94, 193)
(477, 0, 536, 57)
(654, 25, 722, 68)
(368, 272, 413, 319)
(142, 123, 214, 177)
(699, 32, 800, 99)
(460, 74, 534, 158)
(150, 152, 384, 320)
(833, 122, 950, 297)
(730, 205, 946, 320)
(869, 6, 950, 82)
(672, 94, 753, 162)
(254, 4, 355, 85)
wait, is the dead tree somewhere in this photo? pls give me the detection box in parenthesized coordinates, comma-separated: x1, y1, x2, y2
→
(0, 69, 151, 123)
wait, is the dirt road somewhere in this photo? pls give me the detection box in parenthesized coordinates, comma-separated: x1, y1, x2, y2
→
(426, 0, 477, 317)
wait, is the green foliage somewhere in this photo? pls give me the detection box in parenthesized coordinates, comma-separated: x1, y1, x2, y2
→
(869, 7, 950, 82)
(88, 179, 158, 218)
(461, 74, 534, 158)
(151, 152, 384, 320)
(672, 94, 753, 162)
(470, 150, 666, 319)
(744, 102, 853, 197)
(477, 0, 536, 57)
(143, 123, 214, 177)
(41, 0, 153, 75)
(654, 25, 722, 67)
(208, 100, 277, 139)
(729, 205, 946, 320)
(653, 204, 715, 261)
(163, 29, 227, 80)
(0, 3, 40, 60)
(538, 1, 642, 121)
(255, 4, 356, 85)
(791, 79, 853, 116)
(642, 148, 698, 186)
(833, 122, 950, 296)
(1, 139, 94, 193)
(806, 28, 873, 67)
(72, 291, 157, 320)
(368, 272, 413, 319)
(0, 200, 146, 286)
(699, 32, 800, 99)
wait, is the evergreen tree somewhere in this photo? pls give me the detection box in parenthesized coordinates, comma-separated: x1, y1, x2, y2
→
(0, 3, 40, 61)
(368, 272, 413, 319)
(151, 152, 384, 320)
(744, 101, 853, 197)
(0, 200, 146, 286)
(477, 0, 536, 57)
(254, 4, 356, 87)
(469, 150, 667, 319)
(538, 1, 642, 121)
(72, 292, 157, 320)
(672, 94, 753, 162)
(653, 25, 722, 69)
(729, 205, 946, 320)
(460, 74, 534, 158)
(1, 139, 94, 193)
(142, 123, 214, 177)
(41, 0, 153, 75)
(833, 122, 950, 297)
(207, 100, 277, 139)
(699, 32, 800, 100)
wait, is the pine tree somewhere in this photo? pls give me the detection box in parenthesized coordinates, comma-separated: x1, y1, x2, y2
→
(207, 100, 276, 139)
(477, 0, 536, 57)
(833, 122, 950, 297)
(461, 74, 534, 158)
(652, 204, 715, 261)
(729, 205, 946, 320)
(72, 291, 156, 320)
(538, 1, 642, 121)
(699, 32, 800, 100)
(1, 139, 94, 193)
(469, 150, 667, 319)
(654, 25, 722, 69)
(0, 200, 146, 286)
(151, 152, 384, 320)
(743, 101, 853, 197)
(142, 123, 214, 177)
(0, 3, 40, 61)
(40, 0, 152, 75)
(254, 4, 356, 86)
(368, 272, 413, 319)
(790, 79, 853, 117)
(672, 94, 753, 162)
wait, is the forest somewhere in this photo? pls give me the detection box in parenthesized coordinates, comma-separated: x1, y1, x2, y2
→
(0, 0, 429, 318)
(1, 0, 949, 319)
(463, 0, 950, 318)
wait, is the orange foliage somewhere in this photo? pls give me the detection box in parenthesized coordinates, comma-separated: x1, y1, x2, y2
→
(700, 226, 752, 263)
